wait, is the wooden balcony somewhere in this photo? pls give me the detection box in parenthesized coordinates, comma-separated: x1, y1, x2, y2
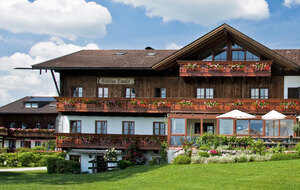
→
(0, 127, 8, 136)
(9, 129, 55, 138)
(178, 61, 272, 77)
(56, 133, 167, 150)
(56, 97, 300, 115)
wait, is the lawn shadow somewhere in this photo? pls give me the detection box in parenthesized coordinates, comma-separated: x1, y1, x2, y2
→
(0, 164, 168, 186)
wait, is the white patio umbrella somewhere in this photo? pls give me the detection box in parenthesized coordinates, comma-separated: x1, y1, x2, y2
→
(261, 110, 286, 120)
(262, 110, 286, 136)
(297, 116, 300, 121)
(216, 109, 256, 119)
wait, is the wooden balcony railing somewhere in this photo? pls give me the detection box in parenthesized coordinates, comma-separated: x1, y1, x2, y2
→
(56, 133, 167, 150)
(3, 128, 56, 138)
(56, 97, 300, 115)
(178, 61, 272, 77)
(0, 127, 8, 136)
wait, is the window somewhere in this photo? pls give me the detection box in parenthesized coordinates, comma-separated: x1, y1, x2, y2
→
(24, 102, 39, 108)
(154, 88, 166, 98)
(72, 87, 83, 97)
(36, 122, 41, 129)
(95, 121, 107, 134)
(219, 119, 234, 135)
(69, 155, 81, 163)
(196, 88, 214, 99)
(288, 88, 300, 98)
(122, 121, 135, 135)
(246, 51, 260, 61)
(21, 123, 27, 129)
(21, 141, 31, 148)
(35, 141, 41, 147)
(250, 120, 263, 135)
(236, 120, 249, 135)
(9, 140, 16, 149)
(265, 120, 279, 136)
(47, 123, 55, 129)
(125, 88, 135, 98)
(214, 50, 227, 61)
(98, 87, 108, 98)
(153, 122, 165, 135)
(280, 119, 294, 136)
(70, 120, 81, 133)
(232, 50, 245, 61)
(9, 122, 16, 128)
(251, 88, 268, 99)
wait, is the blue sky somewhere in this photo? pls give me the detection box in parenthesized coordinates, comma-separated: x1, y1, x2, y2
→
(0, 0, 299, 106)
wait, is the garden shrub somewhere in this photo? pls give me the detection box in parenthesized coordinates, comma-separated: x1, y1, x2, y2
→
(56, 160, 80, 174)
(148, 157, 158, 166)
(191, 156, 206, 164)
(268, 143, 286, 154)
(198, 145, 210, 151)
(295, 142, 300, 154)
(118, 160, 133, 169)
(198, 151, 209, 157)
(46, 157, 63, 174)
(18, 152, 37, 167)
(172, 155, 191, 165)
(0, 147, 9, 153)
(159, 141, 168, 163)
(32, 146, 45, 151)
(250, 140, 265, 155)
(16, 147, 32, 153)
(253, 154, 272, 162)
(5, 153, 18, 167)
(237, 156, 248, 163)
(271, 153, 300, 161)
(0, 154, 6, 166)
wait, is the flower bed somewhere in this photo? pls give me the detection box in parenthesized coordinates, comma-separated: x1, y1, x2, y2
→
(253, 100, 269, 109)
(228, 63, 245, 71)
(183, 63, 199, 71)
(227, 100, 244, 109)
(206, 63, 224, 71)
(204, 101, 219, 108)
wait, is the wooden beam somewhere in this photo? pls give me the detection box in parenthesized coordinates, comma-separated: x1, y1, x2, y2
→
(51, 70, 60, 96)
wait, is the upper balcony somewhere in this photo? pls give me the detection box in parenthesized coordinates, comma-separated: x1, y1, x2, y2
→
(178, 61, 272, 77)
(56, 97, 300, 115)
(56, 133, 167, 150)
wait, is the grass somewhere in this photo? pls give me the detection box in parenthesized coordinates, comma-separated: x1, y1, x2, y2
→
(1, 160, 300, 190)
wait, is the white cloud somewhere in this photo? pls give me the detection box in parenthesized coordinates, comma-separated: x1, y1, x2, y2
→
(112, 0, 269, 26)
(283, 0, 300, 8)
(0, 0, 112, 39)
(166, 43, 183, 49)
(0, 38, 99, 106)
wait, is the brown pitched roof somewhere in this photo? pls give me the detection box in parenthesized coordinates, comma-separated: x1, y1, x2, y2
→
(0, 96, 58, 114)
(32, 50, 176, 70)
(273, 49, 300, 67)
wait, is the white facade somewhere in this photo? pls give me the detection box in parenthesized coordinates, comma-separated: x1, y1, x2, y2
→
(57, 115, 167, 135)
(283, 76, 300, 99)
(3, 139, 42, 149)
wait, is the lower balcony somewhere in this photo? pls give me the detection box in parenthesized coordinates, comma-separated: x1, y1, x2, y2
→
(56, 97, 300, 115)
(9, 129, 55, 138)
(0, 127, 8, 136)
(56, 133, 167, 150)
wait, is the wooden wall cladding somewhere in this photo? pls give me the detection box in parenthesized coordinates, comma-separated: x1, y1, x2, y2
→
(61, 75, 284, 99)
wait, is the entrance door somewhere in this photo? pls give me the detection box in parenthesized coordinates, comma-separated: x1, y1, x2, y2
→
(96, 156, 107, 173)
(194, 123, 201, 134)
(203, 123, 214, 134)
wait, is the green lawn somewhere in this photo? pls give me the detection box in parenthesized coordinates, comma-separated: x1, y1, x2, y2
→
(1, 160, 300, 190)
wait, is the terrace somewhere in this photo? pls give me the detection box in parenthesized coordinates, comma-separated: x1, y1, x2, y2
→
(178, 61, 272, 77)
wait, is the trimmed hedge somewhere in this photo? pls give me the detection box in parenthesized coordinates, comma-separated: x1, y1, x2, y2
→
(118, 160, 133, 169)
(270, 153, 300, 161)
(46, 157, 63, 174)
(56, 160, 80, 174)
(172, 155, 191, 165)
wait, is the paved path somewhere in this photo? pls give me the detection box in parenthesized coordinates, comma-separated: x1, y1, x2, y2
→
(0, 167, 46, 172)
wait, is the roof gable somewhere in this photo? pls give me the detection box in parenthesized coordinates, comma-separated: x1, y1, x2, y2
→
(152, 24, 300, 71)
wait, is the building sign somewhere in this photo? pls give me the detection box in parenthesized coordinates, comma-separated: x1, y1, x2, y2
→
(97, 77, 135, 85)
